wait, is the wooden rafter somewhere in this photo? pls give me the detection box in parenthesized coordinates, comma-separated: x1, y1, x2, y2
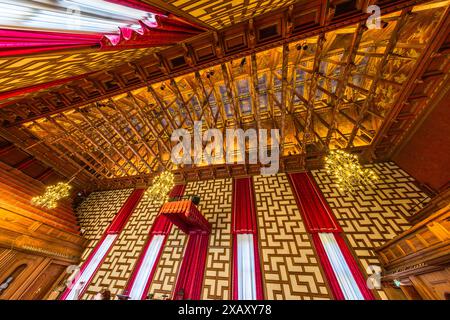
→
(346, 10, 409, 148)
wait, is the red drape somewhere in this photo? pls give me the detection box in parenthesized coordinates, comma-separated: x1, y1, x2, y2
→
(0, 29, 101, 57)
(334, 233, 375, 300)
(124, 185, 185, 299)
(232, 177, 264, 300)
(289, 172, 341, 233)
(288, 172, 375, 300)
(160, 200, 211, 233)
(60, 188, 144, 300)
(0, 2, 204, 58)
(173, 231, 209, 300)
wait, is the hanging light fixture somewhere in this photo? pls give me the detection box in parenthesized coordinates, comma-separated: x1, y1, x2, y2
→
(324, 149, 378, 193)
(31, 182, 72, 209)
(145, 171, 175, 204)
(31, 166, 85, 209)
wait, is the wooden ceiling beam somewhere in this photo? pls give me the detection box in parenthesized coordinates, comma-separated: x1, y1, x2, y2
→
(76, 109, 135, 176)
(110, 99, 164, 171)
(325, 22, 364, 147)
(346, 10, 409, 148)
(95, 106, 142, 175)
(221, 62, 241, 127)
(249, 53, 261, 132)
(44, 117, 111, 179)
(59, 113, 129, 177)
(127, 92, 173, 157)
(302, 33, 326, 153)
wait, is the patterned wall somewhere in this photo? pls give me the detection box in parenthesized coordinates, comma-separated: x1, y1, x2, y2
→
(147, 227, 187, 299)
(311, 162, 430, 299)
(83, 194, 162, 299)
(185, 178, 233, 300)
(73, 162, 429, 300)
(253, 173, 331, 300)
(165, 0, 296, 29)
(77, 189, 132, 264)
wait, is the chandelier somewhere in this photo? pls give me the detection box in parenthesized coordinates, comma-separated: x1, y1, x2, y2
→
(31, 182, 72, 209)
(145, 171, 175, 204)
(324, 149, 378, 193)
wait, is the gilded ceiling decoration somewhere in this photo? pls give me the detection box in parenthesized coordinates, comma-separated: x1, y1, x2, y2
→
(17, 3, 448, 183)
(0, 47, 158, 101)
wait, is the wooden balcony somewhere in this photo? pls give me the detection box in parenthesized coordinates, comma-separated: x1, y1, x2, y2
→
(376, 203, 449, 278)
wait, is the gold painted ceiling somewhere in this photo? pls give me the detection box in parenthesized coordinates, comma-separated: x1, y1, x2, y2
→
(0, 47, 158, 103)
(18, 2, 449, 183)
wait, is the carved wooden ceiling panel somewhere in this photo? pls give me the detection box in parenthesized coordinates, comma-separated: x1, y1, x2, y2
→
(14, 3, 448, 185)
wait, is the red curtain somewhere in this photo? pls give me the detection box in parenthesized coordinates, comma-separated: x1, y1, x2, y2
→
(289, 172, 341, 233)
(161, 200, 211, 233)
(334, 233, 375, 300)
(124, 185, 185, 299)
(232, 177, 264, 300)
(0, 29, 101, 57)
(173, 231, 209, 300)
(107, 189, 145, 233)
(289, 172, 375, 300)
(311, 234, 345, 300)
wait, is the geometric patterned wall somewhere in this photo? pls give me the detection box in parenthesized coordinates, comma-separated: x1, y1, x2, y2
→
(77, 189, 132, 264)
(74, 162, 428, 300)
(148, 178, 233, 300)
(186, 178, 233, 300)
(311, 162, 430, 300)
(83, 194, 161, 299)
(147, 227, 187, 299)
(254, 174, 331, 300)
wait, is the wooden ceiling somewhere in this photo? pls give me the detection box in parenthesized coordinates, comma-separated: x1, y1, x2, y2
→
(0, 0, 449, 190)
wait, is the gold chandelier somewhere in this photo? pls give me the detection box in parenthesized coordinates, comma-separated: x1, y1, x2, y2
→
(31, 166, 86, 209)
(31, 182, 72, 209)
(145, 171, 175, 204)
(324, 149, 378, 193)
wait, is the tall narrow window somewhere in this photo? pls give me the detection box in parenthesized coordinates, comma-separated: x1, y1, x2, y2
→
(64, 234, 117, 300)
(236, 234, 257, 299)
(127, 235, 165, 300)
(318, 233, 364, 300)
(232, 178, 264, 300)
